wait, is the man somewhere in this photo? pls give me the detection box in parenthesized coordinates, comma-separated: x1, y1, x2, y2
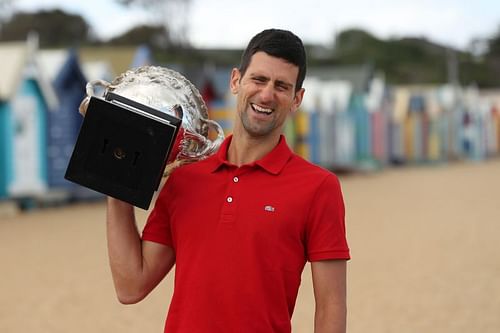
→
(107, 28, 350, 333)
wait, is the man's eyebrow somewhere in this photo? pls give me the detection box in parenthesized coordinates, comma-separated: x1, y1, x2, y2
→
(249, 73, 268, 80)
(248, 73, 294, 88)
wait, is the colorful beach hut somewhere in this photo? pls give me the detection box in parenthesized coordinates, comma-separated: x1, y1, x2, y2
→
(38, 50, 88, 192)
(0, 40, 58, 200)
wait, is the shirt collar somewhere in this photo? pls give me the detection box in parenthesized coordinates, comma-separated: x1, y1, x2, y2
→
(208, 134, 292, 175)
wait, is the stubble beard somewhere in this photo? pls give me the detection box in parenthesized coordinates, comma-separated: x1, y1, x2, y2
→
(240, 107, 276, 138)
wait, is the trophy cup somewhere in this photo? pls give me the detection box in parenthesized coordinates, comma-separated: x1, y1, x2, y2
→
(65, 66, 225, 209)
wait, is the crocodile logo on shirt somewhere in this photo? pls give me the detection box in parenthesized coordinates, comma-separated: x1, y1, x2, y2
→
(264, 205, 275, 212)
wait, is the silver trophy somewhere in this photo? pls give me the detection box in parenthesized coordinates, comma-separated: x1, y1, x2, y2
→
(79, 65, 225, 175)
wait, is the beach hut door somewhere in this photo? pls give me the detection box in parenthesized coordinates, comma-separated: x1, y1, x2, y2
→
(8, 96, 45, 196)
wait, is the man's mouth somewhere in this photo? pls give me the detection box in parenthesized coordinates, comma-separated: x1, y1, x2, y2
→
(251, 103, 273, 115)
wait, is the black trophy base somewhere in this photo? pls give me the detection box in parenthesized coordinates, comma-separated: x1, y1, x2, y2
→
(65, 93, 181, 210)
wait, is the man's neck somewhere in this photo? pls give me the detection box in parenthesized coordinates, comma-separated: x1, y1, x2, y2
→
(227, 130, 281, 167)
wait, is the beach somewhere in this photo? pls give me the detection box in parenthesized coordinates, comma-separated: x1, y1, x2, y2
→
(1, 158, 499, 333)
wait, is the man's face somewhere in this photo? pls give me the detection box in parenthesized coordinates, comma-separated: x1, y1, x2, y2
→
(230, 51, 304, 138)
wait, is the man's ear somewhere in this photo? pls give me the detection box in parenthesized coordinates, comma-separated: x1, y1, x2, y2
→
(290, 88, 305, 113)
(230, 68, 241, 95)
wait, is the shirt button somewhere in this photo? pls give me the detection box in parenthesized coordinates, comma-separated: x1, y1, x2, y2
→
(227, 196, 233, 203)
(233, 176, 239, 183)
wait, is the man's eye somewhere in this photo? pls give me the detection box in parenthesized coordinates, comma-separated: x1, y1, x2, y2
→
(276, 84, 289, 92)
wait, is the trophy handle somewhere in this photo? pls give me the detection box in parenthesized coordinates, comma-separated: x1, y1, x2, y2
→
(78, 79, 111, 116)
(172, 105, 184, 120)
(201, 118, 225, 155)
(178, 118, 225, 162)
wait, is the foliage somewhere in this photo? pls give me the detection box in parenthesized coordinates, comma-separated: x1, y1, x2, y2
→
(0, 9, 90, 47)
(486, 25, 500, 58)
(327, 28, 500, 87)
(107, 24, 171, 48)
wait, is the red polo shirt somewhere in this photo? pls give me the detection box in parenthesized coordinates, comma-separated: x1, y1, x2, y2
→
(142, 135, 350, 333)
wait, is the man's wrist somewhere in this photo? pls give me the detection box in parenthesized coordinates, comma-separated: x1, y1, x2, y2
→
(107, 196, 134, 209)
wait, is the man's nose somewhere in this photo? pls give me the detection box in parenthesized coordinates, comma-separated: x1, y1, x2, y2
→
(259, 83, 274, 102)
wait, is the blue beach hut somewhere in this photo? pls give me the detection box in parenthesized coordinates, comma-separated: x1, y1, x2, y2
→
(0, 43, 26, 199)
(0, 40, 58, 200)
(40, 50, 88, 190)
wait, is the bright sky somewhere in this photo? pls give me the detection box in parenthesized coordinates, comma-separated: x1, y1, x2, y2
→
(12, 0, 500, 50)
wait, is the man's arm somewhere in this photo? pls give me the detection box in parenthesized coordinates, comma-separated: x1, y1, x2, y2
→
(311, 260, 347, 333)
(106, 197, 175, 304)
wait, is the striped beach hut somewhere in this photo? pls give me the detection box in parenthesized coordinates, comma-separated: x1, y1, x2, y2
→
(300, 78, 322, 164)
(424, 90, 444, 163)
(328, 82, 355, 170)
(491, 102, 500, 156)
(308, 64, 377, 170)
(208, 99, 234, 137)
(436, 85, 462, 161)
(478, 89, 500, 157)
(302, 76, 357, 169)
(389, 87, 410, 164)
(404, 93, 427, 163)
(366, 76, 390, 167)
(292, 109, 311, 160)
(348, 93, 372, 167)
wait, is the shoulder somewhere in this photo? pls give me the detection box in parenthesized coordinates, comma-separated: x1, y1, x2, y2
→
(277, 153, 342, 199)
(287, 153, 339, 183)
(163, 154, 217, 188)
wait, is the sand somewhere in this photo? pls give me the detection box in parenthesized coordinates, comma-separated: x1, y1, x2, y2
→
(1, 158, 499, 333)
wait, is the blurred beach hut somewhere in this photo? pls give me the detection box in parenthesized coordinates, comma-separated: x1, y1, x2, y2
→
(389, 88, 409, 164)
(366, 76, 390, 167)
(203, 65, 235, 138)
(492, 105, 500, 156)
(404, 93, 427, 163)
(478, 89, 500, 157)
(0, 43, 26, 198)
(461, 86, 487, 161)
(348, 93, 371, 167)
(326, 81, 355, 170)
(208, 99, 234, 137)
(300, 78, 322, 164)
(0, 40, 58, 200)
(292, 109, 310, 159)
(308, 64, 378, 170)
(283, 115, 297, 149)
(436, 85, 462, 160)
(37, 49, 91, 196)
(395, 85, 460, 164)
(424, 90, 444, 163)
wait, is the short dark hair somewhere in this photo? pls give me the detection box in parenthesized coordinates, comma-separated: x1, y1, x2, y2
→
(239, 28, 307, 91)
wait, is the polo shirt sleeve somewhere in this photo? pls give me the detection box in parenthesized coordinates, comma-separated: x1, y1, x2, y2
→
(141, 175, 175, 248)
(306, 173, 350, 261)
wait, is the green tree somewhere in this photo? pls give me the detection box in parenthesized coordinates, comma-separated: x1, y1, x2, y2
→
(0, 9, 90, 47)
(108, 24, 171, 48)
(486, 25, 500, 58)
(333, 28, 449, 84)
(0, 0, 13, 34)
